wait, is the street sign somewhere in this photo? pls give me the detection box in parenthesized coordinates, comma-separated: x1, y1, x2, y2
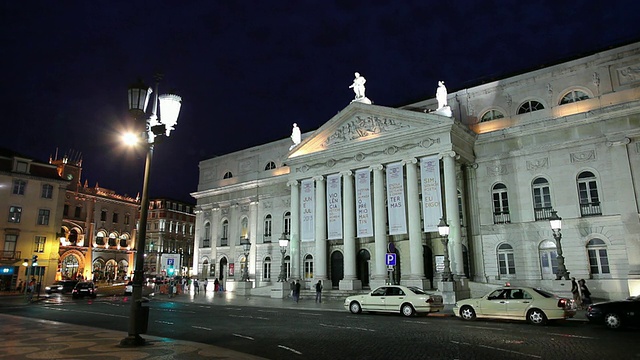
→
(385, 253, 396, 266)
(167, 258, 174, 266)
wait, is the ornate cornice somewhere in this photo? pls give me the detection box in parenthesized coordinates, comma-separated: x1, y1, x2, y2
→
(322, 115, 409, 147)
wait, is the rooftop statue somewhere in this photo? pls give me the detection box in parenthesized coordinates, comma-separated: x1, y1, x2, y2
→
(290, 123, 301, 150)
(436, 81, 448, 109)
(349, 72, 372, 104)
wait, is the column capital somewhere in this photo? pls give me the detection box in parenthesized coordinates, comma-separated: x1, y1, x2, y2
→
(340, 170, 353, 177)
(369, 164, 384, 172)
(439, 150, 459, 160)
(313, 175, 325, 182)
(287, 180, 299, 187)
(402, 158, 418, 166)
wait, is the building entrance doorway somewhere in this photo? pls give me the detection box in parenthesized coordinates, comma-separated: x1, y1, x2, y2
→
(330, 251, 344, 289)
(356, 249, 370, 288)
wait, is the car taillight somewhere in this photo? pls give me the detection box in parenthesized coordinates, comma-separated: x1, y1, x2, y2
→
(426, 298, 434, 303)
(557, 298, 567, 308)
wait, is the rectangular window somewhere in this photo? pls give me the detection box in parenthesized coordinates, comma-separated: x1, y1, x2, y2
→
(74, 206, 82, 218)
(41, 184, 53, 199)
(13, 180, 26, 195)
(8, 206, 22, 223)
(101, 210, 107, 221)
(3, 234, 18, 253)
(37, 209, 50, 225)
(124, 214, 130, 225)
(263, 262, 271, 280)
(64, 204, 69, 216)
(16, 161, 28, 173)
(112, 213, 119, 223)
(35, 236, 46, 252)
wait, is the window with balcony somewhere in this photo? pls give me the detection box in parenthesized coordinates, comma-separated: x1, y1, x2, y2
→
(41, 184, 53, 199)
(532, 177, 553, 220)
(577, 171, 601, 216)
(492, 183, 510, 224)
(221, 220, 229, 246)
(8, 206, 22, 223)
(539, 240, 558, 280)
(3, 234, 18, 260)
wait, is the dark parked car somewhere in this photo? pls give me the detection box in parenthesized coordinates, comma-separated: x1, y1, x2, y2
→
(45, 280, 78, 294)
(586, 295, 640, 329)
(72, 282, 98, 299)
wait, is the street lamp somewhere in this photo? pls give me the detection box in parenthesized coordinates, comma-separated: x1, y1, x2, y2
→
(437, 218, 453, 282)
(120, 75, 182, 347)
(241, 237, 251, 281)
(549, 210, 570, 280)
(277, 233, 289, 282)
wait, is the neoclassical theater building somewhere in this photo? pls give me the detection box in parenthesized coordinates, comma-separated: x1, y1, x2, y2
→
(191, 42, 640, 301)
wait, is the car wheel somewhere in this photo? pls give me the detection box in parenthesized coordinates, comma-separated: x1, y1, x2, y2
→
(401, 304, 415, 317)
(349, 301, 362, 314)
(460, 306, 476, 320)
(527, 308, 548, 325)
(604, 313, 622, 329)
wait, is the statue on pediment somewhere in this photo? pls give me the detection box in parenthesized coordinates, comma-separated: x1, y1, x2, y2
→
(290, 123, 302, 150)
(349, 72, 372, 104)
(436, 81, 448, 109)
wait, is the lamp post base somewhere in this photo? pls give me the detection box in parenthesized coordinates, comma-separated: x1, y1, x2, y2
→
(120, 334, 146, 347)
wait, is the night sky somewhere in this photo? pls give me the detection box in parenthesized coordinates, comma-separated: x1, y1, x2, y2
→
(2, 1, 639, 204)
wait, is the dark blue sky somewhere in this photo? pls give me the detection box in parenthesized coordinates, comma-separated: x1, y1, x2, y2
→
(2, 1, 639, 203)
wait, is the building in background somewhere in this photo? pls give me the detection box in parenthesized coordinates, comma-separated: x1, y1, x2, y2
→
(51, 152, 139, 283)
(144, 198, 196, 279)
(0, 148, 68, 291)
(192, 41, 640, 301)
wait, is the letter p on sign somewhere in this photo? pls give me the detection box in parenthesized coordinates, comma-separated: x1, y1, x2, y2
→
(386, 253, 396, 266)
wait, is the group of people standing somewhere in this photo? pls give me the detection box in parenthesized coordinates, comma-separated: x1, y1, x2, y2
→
(571, 277, 592, 309)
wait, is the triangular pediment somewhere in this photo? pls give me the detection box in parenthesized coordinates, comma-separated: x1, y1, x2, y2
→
(288, 102, 452, 159)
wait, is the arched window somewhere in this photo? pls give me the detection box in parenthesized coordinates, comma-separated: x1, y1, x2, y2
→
(559, 90, 590, 105)
(263, 257, 272, 281)
(284, 255, 291, 280)
(539, 240, 557, 280)
(264, 214, 272, 241)
(577, 171, 601, 216)
(108, 232, 117, 247)
(221, 220, 229, 246)
(264, 161, 276, 170)
(587, 238, 610, 276)
(240, 217, 249, 244)
(480, 109, 505, 122)
(492, 183, 510, 224)
(304, 254, 314, 280)
(119, 234, 129, 248)
(223, 171, 233, 179)
(517, 100, 544, 114)
(497, 243, 516, 276)
(96, 231, 106, 245)
(204, 222, 211, 247)
(532, 177, 552, 220)
(283, 211, 291, 235)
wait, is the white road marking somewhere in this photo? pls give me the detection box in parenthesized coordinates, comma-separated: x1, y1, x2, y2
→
(257, 309, 278, 313)
(278, 345, 302, 354)
(548, 333, 596, 339)
(156, 320, 173, 325)
(233, 333, 255, 340)
(301, 312, 322, 316)
(44, 306, 127, 318)
(228, 314, 270, 320)
(319, 323, 375, 332)
(192, 325, 212, 330)
(464, 325, 504, 331)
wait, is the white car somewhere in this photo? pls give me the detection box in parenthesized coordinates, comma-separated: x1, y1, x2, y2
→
(453, 284, 576, 325)
(124, 281, 133, 295)
(344, 285, 445, 317)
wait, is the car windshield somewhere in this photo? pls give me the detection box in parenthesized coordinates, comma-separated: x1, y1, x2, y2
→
(407, 286, 427, 295)
(76, 283, 92, 289)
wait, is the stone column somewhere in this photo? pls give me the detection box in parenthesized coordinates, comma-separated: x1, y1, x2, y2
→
(370, 165, 387, 289)
(314, 175, 328, 281)
(249, 201, 258, 280)
(192, 209, 203, 277)
(288, 180, 301, 280)
(441, 151, 464, 277)
(211, 208, 221, 277)
(340, 170, 362, 290)
(229, 204, 239, 281)
(404, 158, 427, 288)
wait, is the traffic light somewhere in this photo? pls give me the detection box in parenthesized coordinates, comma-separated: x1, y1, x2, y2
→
(32, 255, 38, 266)
(167, 266, 174, 276)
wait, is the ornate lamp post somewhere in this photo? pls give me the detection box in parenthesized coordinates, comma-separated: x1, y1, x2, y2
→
(120, 75, 182, 346)
(437, 218, 453, 282)
(277, 233, 289, 282)
(241, 237, 251, 281)
(549, 210, 570, 280)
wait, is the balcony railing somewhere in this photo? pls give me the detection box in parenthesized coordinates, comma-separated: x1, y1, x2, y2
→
(534, 206, 554, 221)
(220, 237, 228, 247)
(263, 235, 271, 243)
(201, 239, 210, 248)
(580, 202, 602, 217)
(1, 250, 21, 260)
(493, 211, 511, 224)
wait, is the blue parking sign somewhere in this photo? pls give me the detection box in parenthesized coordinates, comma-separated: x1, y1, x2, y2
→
(167, 259, 174, 265)
(385, 253, 396, 266)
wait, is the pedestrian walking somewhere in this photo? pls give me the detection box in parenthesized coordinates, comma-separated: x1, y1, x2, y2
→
(214, 278, 220, 292)
(16, 279, 23, 293)
(571, 277, 582, 309)
(194, 279, 200, 294)
(203, 278, 208, 293)
(289, 280, 295, 298)
(315, 280, 323, 303)
(293, 280, 301, 303)
(579, 279, 592, 306)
